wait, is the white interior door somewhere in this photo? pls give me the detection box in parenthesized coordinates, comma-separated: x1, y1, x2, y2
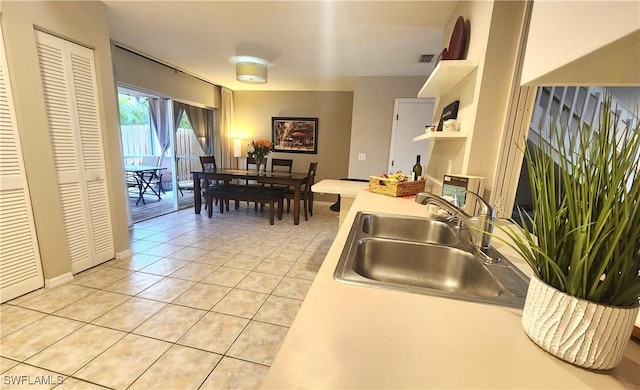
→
(35, 31, 114, 274)
(388, 98, 435, 174)
(0, 25, 44, 302)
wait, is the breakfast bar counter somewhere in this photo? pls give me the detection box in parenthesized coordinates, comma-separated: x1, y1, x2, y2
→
(262, 190, 640, 389)
(311, 179, 369, 227)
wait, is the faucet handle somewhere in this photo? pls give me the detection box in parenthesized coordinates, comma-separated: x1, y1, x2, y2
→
(462, 191, 494, 249)
(462, 190, 493, 218)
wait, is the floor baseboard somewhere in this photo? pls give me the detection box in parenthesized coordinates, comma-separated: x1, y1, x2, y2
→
(116, 249, 133, 260)
(45, 272, 74, 289)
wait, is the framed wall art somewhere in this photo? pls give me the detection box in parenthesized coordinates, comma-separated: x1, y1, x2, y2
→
(272, 117, 318, 154)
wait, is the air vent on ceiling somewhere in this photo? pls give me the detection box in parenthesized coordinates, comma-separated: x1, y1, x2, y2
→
(419, 54, 435, 63)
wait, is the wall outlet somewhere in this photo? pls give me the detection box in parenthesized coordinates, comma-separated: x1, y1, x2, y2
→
(358, 153, 366, 161)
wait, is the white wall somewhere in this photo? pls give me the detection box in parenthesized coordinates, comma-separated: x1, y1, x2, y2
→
(348, 76, 425, 179)
(521, 1, 640, 86)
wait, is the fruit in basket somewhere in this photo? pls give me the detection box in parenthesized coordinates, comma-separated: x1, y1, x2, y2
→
(387, 172, 407, 182)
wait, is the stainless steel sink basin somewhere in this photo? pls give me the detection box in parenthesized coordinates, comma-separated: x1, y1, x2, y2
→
(334, 212, 529, 308)
(360, 214, 459, 245)
(352, 238, 504, 297)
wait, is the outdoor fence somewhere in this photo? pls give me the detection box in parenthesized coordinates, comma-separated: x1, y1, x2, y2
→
(121, 125, 206, 183)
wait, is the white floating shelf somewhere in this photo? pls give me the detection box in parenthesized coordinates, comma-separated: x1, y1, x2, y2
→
(418, 60, 478, 98)
(412, 131, 467, 142)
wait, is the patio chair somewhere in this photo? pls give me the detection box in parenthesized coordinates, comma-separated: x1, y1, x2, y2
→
(140, 156, 162, 191)
(157, 157, 184, 196)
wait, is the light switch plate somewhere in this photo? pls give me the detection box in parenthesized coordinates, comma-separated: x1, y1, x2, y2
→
(358, 153, 366, 161)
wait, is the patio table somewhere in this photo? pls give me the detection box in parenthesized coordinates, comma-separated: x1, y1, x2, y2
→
(125, 165, 166, 205)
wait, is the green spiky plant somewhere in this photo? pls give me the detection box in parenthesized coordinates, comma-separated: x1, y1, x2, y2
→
(498, 95, 640, 307)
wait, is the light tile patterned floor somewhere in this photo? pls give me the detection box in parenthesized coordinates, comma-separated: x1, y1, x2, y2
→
(0, 203, 338, 389)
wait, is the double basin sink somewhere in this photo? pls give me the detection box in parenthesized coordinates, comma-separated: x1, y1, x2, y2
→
(333, 212, 529, 308)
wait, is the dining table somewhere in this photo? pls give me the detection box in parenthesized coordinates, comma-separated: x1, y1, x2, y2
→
(192, 168, 309, 225)
(125, 165, 166, 205)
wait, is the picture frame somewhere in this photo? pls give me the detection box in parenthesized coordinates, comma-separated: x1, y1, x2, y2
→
(272, 117, 318, 153)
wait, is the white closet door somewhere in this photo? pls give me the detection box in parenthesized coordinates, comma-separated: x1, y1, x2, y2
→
(35, 31, 114, 274)
(0, 26, 44, 302)
(66, 41, 114, 264)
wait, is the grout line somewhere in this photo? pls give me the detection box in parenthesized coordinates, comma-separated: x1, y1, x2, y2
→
(2, 205, 337, 388)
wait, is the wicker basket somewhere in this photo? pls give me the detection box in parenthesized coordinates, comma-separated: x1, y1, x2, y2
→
(368, 176, 426, 197)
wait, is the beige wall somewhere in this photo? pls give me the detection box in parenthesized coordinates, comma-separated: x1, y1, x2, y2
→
(234, 91, 353, 202)
(1, 1, 129, 280)
(521, 1, 640, 86)
(113, 45, 221, 108)
(347, 76, 426, 179)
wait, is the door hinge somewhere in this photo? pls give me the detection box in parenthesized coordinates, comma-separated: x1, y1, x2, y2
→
(396, 114, 399, 120)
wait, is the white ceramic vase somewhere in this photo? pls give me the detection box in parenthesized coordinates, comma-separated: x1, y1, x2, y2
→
(522, 276, 638, 370)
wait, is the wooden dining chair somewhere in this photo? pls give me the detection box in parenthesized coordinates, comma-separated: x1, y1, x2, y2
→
(245, 156, 268, 210)
(270, 158, 293, 190)
(271, 158, 293, 174)
(199, 155, 217, 170)
(284, 161, 318, 221)
(199, 155, 226, 210)
(246, 156, 267, 174)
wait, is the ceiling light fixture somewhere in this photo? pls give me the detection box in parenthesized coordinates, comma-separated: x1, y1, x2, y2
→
(236, 62, 267, 84)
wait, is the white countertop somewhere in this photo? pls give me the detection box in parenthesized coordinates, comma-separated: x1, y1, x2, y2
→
(311, 179, 369, 197)
(262, 190, 640, 389)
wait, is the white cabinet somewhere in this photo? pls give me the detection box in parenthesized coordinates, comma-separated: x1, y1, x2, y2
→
(0, 25, 45, 302)
(35, 31, 114, 274)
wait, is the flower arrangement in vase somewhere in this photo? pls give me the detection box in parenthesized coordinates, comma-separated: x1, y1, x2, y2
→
(247, 139, 272, 174)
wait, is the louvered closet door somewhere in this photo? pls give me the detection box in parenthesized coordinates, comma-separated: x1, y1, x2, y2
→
(35, 31, 114, 274)
(0, 25, 44, 302)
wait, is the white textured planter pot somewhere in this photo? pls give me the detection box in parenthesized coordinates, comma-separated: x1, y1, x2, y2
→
(522, 276, 638, 370)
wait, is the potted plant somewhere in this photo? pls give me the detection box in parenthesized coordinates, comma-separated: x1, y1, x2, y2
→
(497, 95, 640, 370)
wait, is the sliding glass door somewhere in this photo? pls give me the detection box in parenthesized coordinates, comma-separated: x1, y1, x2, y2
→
(118, 86, 216, 224)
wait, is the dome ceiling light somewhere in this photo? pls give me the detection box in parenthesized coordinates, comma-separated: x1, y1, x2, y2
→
(236, 62, 267, 84)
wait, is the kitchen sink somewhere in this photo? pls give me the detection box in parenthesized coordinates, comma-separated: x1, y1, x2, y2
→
(353, 238, 504, 297)
(360, 213, 459, 246)
(334, 212, 529, 308)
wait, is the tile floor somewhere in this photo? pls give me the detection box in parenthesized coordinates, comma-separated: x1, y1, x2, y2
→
(1, 203, 338, 389)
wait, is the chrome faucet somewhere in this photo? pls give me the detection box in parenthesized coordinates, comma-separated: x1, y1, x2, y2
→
(415, 191, 495, 251)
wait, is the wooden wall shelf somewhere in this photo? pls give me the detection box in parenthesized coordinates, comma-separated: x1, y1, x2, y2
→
(412, 131, 467, 142)
(418, 60, 478, 98)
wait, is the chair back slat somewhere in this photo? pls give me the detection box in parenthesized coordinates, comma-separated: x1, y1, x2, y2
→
(200, 156, 217, 170)
(271, 158, 293, 173)
(246, 156, 268, 171)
